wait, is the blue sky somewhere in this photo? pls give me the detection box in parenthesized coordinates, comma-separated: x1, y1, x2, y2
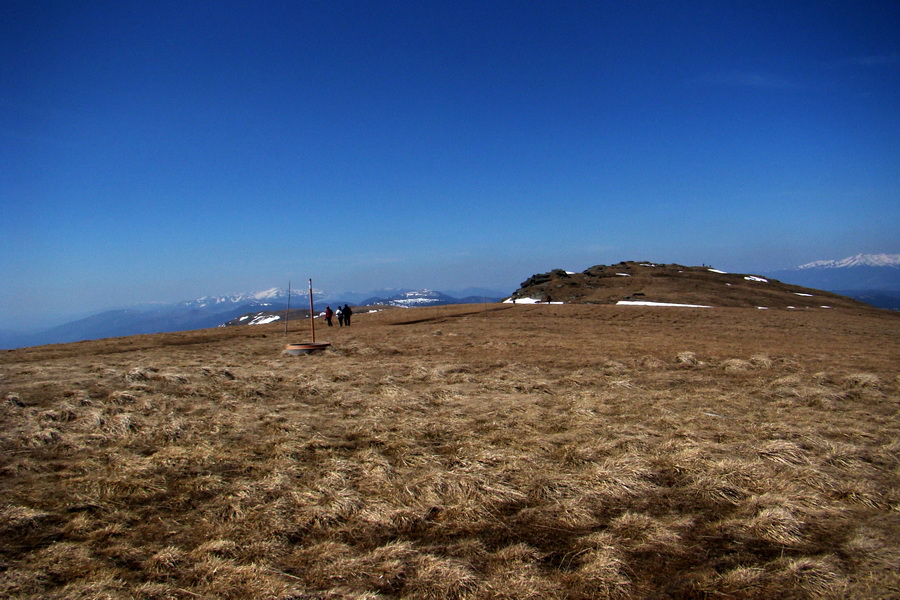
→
(2, 1, 898, 327)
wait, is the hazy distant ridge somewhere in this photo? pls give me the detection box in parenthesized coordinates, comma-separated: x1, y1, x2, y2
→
(0, 286, 506, 349)
(764, 253, 900, 309)
(798, 253, 900, 269)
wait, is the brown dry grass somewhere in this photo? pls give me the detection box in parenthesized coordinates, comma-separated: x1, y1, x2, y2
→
(1, 304, 898, 599)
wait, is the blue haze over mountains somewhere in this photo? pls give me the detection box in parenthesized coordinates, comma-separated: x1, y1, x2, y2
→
(1, 255, 897, 350)
(0, 287, 505, 350)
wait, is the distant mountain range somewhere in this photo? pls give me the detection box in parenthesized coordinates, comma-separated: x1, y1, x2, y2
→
(2, 254, 895, 350)
(797, 253, 900, 270)
(362, 289, 502, 308)
(218, 289, 503, 329)
(0, 286, 506, 349)
(762, 253, 900, 310)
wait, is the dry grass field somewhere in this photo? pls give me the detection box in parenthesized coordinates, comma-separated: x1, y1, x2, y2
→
(1, 303, 898, 599)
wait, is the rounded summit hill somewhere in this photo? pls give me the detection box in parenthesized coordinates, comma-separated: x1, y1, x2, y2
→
(509, 261, 877, 310)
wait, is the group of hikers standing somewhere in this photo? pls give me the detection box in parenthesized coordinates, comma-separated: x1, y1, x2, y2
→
(323, 304, 353, 327)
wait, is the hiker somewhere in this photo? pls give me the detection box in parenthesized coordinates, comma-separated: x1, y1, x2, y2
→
(324, 306, 333, 326)
(336, 306, 344, 327)
(343, 304, 353, 326)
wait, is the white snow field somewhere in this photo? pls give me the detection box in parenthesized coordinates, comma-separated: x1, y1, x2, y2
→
(616, 301, 712, 308)
(503, 298, 564, 305)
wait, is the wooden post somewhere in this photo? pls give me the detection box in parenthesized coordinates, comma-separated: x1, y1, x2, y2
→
(285, 281, 291, 334)
(308, 278, 315, 343)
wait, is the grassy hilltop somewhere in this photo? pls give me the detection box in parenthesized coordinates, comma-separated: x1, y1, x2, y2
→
(1, 302, 898, 599)
(509, 261, 873, 309)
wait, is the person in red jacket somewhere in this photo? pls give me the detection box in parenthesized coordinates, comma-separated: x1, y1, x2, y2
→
(324, 306, 334, 327)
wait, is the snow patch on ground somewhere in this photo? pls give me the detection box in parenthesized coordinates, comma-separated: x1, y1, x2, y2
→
(616, 273, 631, 277)
(617, 301, 712, 308)
(504, 298, 564, 304)
(250, 315, 281, 325)
(794, 292, 813, 297)
(744, 276, 769, 283)
(708, 269, 727, 274)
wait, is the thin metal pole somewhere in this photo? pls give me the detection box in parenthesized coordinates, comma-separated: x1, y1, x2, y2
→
(285, 281, 291, 334)
(308, 278, 315, 343)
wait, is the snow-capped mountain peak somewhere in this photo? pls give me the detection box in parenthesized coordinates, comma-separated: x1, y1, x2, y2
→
(249, 287, 283, 300)
(181, 287, 329, 308)
(798, 253, 900, 269)
(360, 289, 474, 308)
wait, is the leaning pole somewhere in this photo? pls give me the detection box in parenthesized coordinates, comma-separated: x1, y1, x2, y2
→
(285, 280, 291, 335)
(283, 278, 330, 355)
(308, 278, 316, 343)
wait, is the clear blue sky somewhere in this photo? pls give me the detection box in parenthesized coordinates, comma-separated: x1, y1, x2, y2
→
(2, 1, 898, 327)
